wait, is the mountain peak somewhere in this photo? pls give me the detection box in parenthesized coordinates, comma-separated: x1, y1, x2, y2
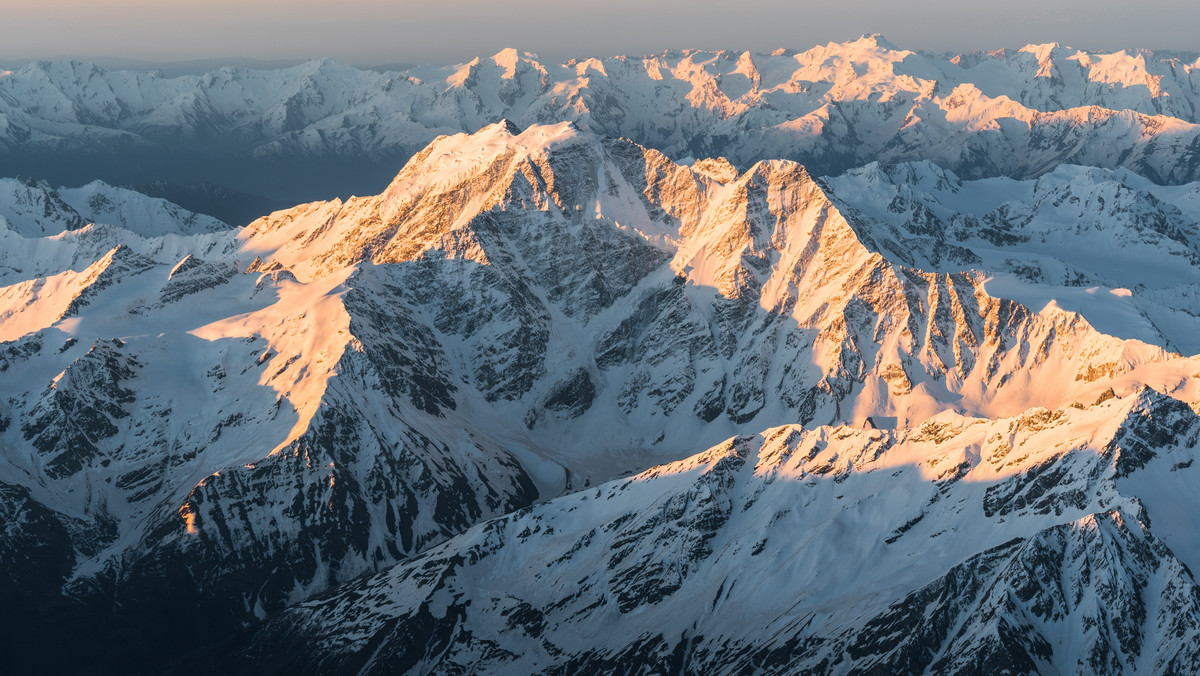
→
(393, 119, 581, 179)
(1020, 41, 1064, 53)
(493, 117, 523, 135)
(858, 33, 901, 51)
(490, 48, 542, 77)
(491, 47, 521, 77)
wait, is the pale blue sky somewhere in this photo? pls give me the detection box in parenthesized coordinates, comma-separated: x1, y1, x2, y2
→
(2, 0, 1197, 65)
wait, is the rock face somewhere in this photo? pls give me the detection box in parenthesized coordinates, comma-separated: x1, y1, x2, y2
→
(824, 160, 1200, 354)
(2, 119, 1200, 672)
(232, 390, 1200, 675)
(7, 36, 1200, 203)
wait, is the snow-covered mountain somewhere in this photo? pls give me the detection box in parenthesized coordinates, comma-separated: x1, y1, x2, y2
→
(233, 388, 1200, 674)
(3, 119, 1200, 672)
(825, 161, 1200, 355)
(0, 176, 230, 239)
(6, 35, 1200, 204)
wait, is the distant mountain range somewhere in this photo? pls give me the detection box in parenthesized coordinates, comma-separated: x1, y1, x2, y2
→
(6, 34, 1200, 207)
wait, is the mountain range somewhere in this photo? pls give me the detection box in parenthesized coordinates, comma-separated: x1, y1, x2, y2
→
(6, 34, 1200, 207)
(4, 36, 1200, 674)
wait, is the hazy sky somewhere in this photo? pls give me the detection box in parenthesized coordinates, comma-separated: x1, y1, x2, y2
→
(2, 0, 1199, 66)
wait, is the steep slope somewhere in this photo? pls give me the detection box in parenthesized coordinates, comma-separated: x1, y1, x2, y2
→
(57, 180, 231, 236)
(235, 121, 1199, 450)
(825, 161, 1200, 354)
(0, 176, 85, 236)
(233, 388, 1200, 674)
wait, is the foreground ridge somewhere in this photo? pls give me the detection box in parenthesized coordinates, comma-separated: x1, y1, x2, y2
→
(233, 389, 1200, 674)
